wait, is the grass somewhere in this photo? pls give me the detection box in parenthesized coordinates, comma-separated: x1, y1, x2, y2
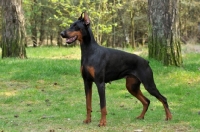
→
(0, 46, 200, 132)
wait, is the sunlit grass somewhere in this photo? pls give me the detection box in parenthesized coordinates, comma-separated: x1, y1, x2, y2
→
(26, 46, 81, 60)
(0, 46, 200, 131)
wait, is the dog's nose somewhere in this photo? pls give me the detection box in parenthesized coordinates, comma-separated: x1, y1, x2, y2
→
(60, 31, 65, 37)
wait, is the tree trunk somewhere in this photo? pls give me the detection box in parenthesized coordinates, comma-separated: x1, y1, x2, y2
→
(39, 0, 46, 45)
(111, 0, 116, 48)
(30, 0, 38, 47)
(118, 9, 129, 48)
(1, 0, 27, 58)
(130, 10, 136, 49)
(0, 6, 2, 48)
(148, 0, 182, 66)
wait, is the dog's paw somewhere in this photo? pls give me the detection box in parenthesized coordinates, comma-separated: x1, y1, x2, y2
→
(98, 119, 106, 127)
(165, 116, 172, 121)
(83, 118, 91, 124)
(136, 115, 144, 119)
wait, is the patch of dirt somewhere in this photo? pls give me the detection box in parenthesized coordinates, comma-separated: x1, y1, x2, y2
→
(182, 44, 200, 53)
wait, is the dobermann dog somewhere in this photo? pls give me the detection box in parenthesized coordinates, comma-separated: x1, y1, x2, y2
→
(60, 12, 172, 126)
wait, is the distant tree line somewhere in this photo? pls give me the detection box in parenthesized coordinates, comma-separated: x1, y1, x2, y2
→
(8, 0, 198, 48)
(21, 0, 148, 48)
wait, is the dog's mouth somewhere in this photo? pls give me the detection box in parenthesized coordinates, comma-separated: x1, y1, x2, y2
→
(66, 36, 77, 44)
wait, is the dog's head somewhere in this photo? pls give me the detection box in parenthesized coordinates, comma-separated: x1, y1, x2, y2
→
(60, 12, 90, 44)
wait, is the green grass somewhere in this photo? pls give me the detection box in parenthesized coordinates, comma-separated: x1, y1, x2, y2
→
(0, 47, 200, 132)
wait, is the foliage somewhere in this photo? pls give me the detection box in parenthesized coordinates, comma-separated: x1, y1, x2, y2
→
(24, 0, 200, 46)
(21, 0, 149, 47)
(0, 47, 200, 131)
(0, 0, 199, 47)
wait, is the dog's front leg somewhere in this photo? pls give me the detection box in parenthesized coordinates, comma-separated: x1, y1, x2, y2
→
(83, 81, 93, 124)
(96, 82, 107, 126)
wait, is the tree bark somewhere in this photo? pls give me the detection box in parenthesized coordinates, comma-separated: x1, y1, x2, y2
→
(148, 0, 182, 66)
(39, 0, 46, 45)
(130, 10, 136, 49)
(30, 0, 38, 47)
(0, 6, 2, 48)
(118, 9, 129, 48)
(1, 0, 27, 58)
(111, 0, 116, 48)
(57, 28, 62, 47)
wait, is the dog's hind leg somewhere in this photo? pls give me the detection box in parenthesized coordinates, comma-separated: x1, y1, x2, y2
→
(141, 67, 172, 120)
(144, 84, 172, 120)
(126, 75, 150, 119)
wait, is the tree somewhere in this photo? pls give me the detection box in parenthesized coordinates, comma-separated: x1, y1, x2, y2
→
(1, 0, 27, 58)
(29, 0, 38, 47)
(148, 0, 182, 66)
(0, 6, 2, 48)
(39, 0, 46, 45)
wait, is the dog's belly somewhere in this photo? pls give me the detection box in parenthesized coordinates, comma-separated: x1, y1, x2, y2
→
(104, 69, 133, 83)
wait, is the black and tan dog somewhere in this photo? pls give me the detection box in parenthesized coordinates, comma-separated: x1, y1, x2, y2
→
(60, 12, 172, 126)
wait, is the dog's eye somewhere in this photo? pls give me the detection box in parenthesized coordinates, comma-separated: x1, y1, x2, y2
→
(69, 23, 80, 31)
(71, 23, 79, 28)
(70, 23, 75, 27)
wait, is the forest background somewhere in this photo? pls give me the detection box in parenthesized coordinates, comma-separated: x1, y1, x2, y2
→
(0, 0, 200, 48)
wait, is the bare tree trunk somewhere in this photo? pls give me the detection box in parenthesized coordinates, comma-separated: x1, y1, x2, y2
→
(30, 0, 38, 47)
(57, 31, 62, 47)
(39, 0, 46, 45)
(111, 0, 116, 48)
(118, 9, 129, 48)
(130, 10, 135, 49)
(0, 6, 2, 48)
(1, 0, 27, 58)
(148, 0, 182, 66)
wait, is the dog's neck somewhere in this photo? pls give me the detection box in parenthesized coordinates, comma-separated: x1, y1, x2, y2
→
(80, 27, 99, 57)
(81, 27, 98, 46)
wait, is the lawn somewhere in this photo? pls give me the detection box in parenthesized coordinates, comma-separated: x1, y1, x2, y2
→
(0, 46, 200, 132)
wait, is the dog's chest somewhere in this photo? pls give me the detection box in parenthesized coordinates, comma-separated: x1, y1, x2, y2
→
(80, 65, 96, 81)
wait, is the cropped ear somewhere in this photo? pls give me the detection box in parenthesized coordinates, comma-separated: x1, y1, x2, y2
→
(83, 12, 90, 26)
(78, 12, 84, 20)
